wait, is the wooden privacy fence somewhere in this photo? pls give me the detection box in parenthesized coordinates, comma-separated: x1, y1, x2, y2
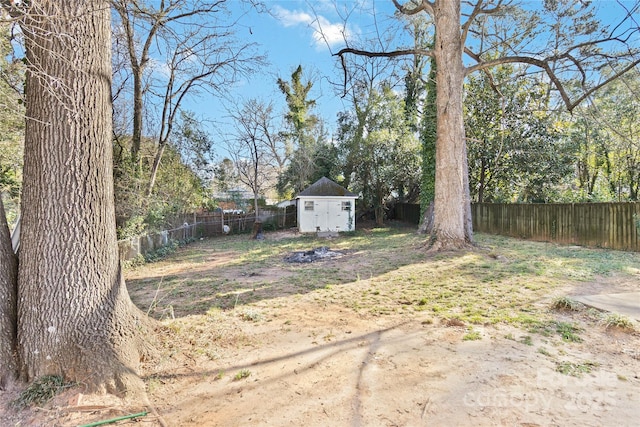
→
(393, 202, 640, 252)
(393, 202, 422, 224)
(473, 203, 640, 251)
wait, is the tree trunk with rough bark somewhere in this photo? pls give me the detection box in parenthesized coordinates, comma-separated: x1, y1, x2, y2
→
(0, 196, 18, 389)
(17, 0, 152, 396)
(431, 0, 473, 250)
(132, 67, 144, 164)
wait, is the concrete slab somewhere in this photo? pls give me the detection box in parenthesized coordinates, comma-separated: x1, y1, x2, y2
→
(573, 292, 640, 321)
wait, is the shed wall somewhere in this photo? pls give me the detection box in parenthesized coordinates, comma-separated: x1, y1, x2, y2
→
(297, 196, 356, 233)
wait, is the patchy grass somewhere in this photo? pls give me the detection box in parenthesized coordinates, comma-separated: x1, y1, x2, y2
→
(233, 369, 251, 381)
(550, 296, 637, 333)
(125, 226, 640, 358)
(462, 328, 482, 341)
(519, 335, 533, 346)
(110, 228, 640, 427)
(554, 321, 584, 343)
(599, 313, 636, 331)
(556, 360, 599, 377)
(551, 296, 584, 311)
(237, 308, 263, 322)
(537, 347, 553, 357)
(528, 321, 584, 342)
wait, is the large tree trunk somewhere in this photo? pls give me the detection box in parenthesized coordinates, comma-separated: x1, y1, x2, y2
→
(0, 196, 18, 389)
(18, 0, 152, 396)
(431, 0, 473, 250)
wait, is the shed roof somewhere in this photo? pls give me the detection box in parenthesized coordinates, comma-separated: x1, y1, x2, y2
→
(297, 177, 357, 197)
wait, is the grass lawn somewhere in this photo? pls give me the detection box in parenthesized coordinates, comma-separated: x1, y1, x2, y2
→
(126, 224, 640, 328)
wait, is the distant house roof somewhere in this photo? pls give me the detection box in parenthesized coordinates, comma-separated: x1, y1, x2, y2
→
(277, 199, 296, 208)
(297, 177, 357, 197)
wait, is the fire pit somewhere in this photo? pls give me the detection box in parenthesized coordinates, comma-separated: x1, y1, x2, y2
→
(284, 246, 345, 263)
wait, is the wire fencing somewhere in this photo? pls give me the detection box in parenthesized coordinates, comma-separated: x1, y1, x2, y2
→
(118, 208, 297, 262)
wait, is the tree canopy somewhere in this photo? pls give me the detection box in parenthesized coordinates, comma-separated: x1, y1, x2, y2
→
(335, 0, 640, 249)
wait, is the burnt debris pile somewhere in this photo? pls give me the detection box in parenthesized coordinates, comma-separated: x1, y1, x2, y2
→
(284, 246, 345, 263)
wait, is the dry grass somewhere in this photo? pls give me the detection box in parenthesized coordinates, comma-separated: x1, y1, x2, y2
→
(126, 225, 640, 359)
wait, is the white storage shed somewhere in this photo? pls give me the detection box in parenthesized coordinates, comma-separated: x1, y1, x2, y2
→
(296, 177, 357, 233)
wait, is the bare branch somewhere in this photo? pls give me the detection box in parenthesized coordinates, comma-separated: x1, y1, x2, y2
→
(465, 55, 572, 107)
(334, 46, 432, 96)
(335, 47, 432, 60)
(392, 0, 434, 17)
(0, 0, 28, 19)
(567, 60, 640, 111)
(465, 53, 640, 112)
(461, 0, 509, 46)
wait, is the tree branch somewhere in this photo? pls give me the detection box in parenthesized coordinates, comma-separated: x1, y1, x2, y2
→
(334, 47, 433, 97)
(392, 0, 434, 17)
(465, 53, 640, 112)
(568, 60, 640, 111)
(0, 0, 27, 19)
(461, 0, 509, 45)
(335, 47, 433, 60)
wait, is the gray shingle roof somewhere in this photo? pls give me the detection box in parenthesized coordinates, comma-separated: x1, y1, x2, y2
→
(297, 177, 357, 197)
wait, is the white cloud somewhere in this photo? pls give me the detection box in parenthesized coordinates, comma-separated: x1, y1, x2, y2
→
(274, 6, 314, 27)
(273, 5, 352, 50)
(312, 15, 350, 48)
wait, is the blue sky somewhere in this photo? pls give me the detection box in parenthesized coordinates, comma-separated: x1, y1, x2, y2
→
(186, 0, 639, 143)
(189, 1, 402, 137)
(224, 1, 355, 126)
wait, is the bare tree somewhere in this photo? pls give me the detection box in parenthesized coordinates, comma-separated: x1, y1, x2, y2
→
(335, 0, 640, 250)
(110, 0, 266, 195)
(226, 99, 282, 214)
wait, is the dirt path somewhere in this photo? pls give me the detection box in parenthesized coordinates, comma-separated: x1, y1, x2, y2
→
(143, 293, 639, 427)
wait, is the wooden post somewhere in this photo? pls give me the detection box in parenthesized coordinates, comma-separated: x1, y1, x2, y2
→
(252, 221, 263, 239)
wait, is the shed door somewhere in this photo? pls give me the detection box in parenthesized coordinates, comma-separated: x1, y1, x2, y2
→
(314, 200, 344, 231)
(313, 200, 330, 231)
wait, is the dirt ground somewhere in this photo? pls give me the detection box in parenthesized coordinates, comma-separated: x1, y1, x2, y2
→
(1, 231, 639, 426)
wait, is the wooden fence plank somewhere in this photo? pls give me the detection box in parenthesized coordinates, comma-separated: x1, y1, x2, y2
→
(469, 202, 640, 252)
(395, 202, 640, 252)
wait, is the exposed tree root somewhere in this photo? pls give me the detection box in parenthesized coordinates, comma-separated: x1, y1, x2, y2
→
(424, 237, 477, 254)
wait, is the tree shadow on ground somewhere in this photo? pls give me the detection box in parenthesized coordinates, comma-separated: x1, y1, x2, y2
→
(144, 321, 416, 425)
(126, 225, 435, 319)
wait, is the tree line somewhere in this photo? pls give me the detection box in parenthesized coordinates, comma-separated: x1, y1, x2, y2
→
(2, 1, 639, 240)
